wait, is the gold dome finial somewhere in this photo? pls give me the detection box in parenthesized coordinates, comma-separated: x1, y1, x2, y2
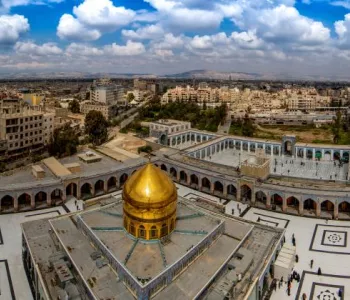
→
(123, 163, 177, 240)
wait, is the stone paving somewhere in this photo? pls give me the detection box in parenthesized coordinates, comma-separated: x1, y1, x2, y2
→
(176, 185, 350, 300)
(205, 149, 349, 181)
(0, 197, 86, 300)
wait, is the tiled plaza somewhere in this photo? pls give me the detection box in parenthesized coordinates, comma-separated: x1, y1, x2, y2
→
(176, 184, 350, 300)
(204, 149, 349, 181)
(0, 198, 83, 300)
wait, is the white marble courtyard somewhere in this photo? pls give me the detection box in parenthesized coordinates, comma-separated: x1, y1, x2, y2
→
(0, 185, 349, 299)
(204, 149, 349, 182)
(176, 184, 350, 300)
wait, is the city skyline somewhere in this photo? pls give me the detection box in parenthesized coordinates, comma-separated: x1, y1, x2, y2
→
(1, 0, 350, 78)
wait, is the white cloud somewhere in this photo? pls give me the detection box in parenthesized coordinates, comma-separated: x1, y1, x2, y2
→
(14, 41, 62, 56)
(247, 5, 330, 45)
(335, 13, 350, 48)
(66, 43, 103, 56)
(104, 41, 146, 56)
(0, 15, 29, 45)
(57, 14, 101, 41)
(72, 0, 135, 32)
(122, 24, 164, 40)
(331, 1, 350, 9)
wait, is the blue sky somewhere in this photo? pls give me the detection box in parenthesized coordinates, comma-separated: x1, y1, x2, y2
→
(1, 0, 350, 78)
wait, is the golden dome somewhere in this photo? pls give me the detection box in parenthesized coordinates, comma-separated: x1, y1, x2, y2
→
(123, 163, 177, 240)
(123, 163, 177, 209)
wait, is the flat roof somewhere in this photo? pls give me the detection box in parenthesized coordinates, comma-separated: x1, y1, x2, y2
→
(43, 157, 72, 177)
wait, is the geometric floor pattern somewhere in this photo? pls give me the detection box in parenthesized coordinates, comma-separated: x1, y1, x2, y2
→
(310, 224, 350, 255)
(296, 271, 348, 300)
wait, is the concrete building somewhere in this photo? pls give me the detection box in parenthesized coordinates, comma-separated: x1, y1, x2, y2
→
(288, 95, 317, 110)
(0, 99, 54, 157)
(80, 100, 116, 120)
(83, 78, 125, 119)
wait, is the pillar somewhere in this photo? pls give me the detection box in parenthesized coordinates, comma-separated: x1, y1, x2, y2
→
(210, 182, 215, 194)
(176, 171, 180, 182)
(321, 149, 325, 161)
(251, 190, 256, 205)
(331, 150, 334, 161)
(334, 202, 339, 220)
(223, 184, 228, 198)
(186, 174, 191, 186)
(62, 189, 67, 202)
(316, 202, 321, 217)
(47, 193, 52, 207)
(266, 194, 271, 209)
(248, 142, 250, 152)
(104, 180, 108, 193)
(31, 195, 35, 209)
(282, 197, 287, 212)
(312, 149, 316, 161)
(91, 186, 95, 197)
(77, 185, 82, 200)
(299, 200, 304, 216)
(199, 177, 202, 190)
(237, 186, 241, 201)
(303, 148, 306, 159)
(14, 197, 18, 212)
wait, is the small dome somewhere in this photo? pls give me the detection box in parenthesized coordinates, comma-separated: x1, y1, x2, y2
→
(123, 163, 177, 209)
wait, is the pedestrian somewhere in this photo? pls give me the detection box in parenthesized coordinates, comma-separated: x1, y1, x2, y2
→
(310, 259, 314, 268)
(338, 288, 343, 298)
(231, 208, 234, 215)
(75, 200, 77, 205)
(292, 237, 296, 247)
(318, 267, 322, 275)
(280, 276, 284, 283)
(295, 254, 299, 263)
(274, 281, 277, 291)
(302, 292, 307, 300)
(257, 217, 261, 222)
(292, 233, 295, 239)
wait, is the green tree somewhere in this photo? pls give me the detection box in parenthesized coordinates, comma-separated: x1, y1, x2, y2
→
(48, 124, 79, 157)
(69, 99, 80, 113)
(242, 114, 255, 137)
(85, 111, 109, 146)
(127, 93, 135, 102)
(138, 145, 152, 154)
(203, 101, 207, 110)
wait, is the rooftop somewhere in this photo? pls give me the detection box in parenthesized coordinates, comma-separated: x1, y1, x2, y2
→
(22, 196, 283, 300)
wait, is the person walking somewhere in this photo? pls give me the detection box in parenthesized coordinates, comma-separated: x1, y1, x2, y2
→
(310, 259, 314, 268)
(318, 267, 322, 275)
(295, 254, 299, 263)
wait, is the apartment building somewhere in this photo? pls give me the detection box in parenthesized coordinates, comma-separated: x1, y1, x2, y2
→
(84, 78, 126, 119)
(0, 99, 54, 157)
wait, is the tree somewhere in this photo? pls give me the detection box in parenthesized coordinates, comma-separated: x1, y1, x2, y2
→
(242, 114, 255, 137)
(69, 99, 80, 113)
(127, 93, 135, 102)
(138, 145, 152, 154)
(48, 124, 79, 157)
(85, 111, 109, 146)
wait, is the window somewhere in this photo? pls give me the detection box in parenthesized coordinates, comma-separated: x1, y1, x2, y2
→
(139, 225, 146, 238)
(130, 223, 135, 235)
(150, 226, 158, 239)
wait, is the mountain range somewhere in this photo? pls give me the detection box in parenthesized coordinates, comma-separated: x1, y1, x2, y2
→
(0, 69, 348, 82)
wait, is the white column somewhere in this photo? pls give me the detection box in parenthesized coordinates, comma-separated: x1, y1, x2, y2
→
(248, 142, 250, 152)
(303, 148, 306, 159)
(312, 149, 316, 160)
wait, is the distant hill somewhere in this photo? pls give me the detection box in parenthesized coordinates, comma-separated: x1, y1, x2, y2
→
(0, 69, 349, 82)
(162, 69, 265, 80)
